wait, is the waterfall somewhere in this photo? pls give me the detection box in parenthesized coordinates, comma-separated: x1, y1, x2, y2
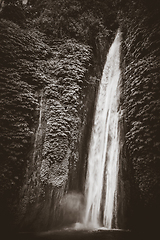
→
(83, 30, 121, 229)
(32, 93, 43, 165)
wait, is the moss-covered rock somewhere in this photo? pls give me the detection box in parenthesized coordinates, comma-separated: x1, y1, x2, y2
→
(120, 0, 160, 232)
(0, 0, 116, 232)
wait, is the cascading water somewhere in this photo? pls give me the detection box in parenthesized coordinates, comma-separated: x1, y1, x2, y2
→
(83, 30, 121, 229)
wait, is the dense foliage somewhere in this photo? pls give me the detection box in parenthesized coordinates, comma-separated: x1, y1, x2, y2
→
(0, 18, 55, 230)
(120, 0, 160, 232)
(19, 40, 94, 230)
(0, 0, 116, 232)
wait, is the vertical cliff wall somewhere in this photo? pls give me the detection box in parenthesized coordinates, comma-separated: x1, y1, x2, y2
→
(0, 18, 94, 231)
(0, 19, 52, 231)
(19, 40, 95, 231)
(0, 1, 117, 232)
(120, 0, 160, 233)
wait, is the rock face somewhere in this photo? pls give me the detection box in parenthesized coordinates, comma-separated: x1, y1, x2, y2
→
(19, 39, 95, 231)
(0, 19, 50, 231)
(0, 1, 115, 231)
(120, 0, 160, 232)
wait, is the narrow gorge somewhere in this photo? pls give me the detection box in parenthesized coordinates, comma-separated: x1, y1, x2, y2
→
(0, 0, 160, 239)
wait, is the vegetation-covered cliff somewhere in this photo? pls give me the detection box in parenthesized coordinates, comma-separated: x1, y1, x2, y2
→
(120, 0, 160, 234)
(0, 0, 117, 232)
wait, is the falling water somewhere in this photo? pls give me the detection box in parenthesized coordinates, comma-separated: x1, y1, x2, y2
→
(32, 93, 43, 164)
(84, 30, 121, 229)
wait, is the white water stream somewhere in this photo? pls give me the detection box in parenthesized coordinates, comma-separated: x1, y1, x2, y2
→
(83, 30, 121, 229)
